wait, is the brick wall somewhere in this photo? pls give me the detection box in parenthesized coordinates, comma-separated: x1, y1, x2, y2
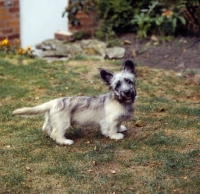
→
(0, 0, 20, 41)
(69, 10, 97, 34)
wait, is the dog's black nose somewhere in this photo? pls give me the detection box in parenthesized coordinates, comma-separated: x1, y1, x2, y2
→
(123, 90, 131, 96)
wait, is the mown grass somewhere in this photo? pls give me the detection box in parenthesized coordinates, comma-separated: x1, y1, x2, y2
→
(0, 55, 199, 194)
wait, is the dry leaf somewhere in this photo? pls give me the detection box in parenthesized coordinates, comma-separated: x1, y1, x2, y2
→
(193, 74, 200, 85)
(26, 166, 33, 172)
(153, 42, 159, 46)
(159, 107, 166, 112)
(146, 42, 151, 46)
(134, 120, 144, 127)
(92, 161, 96, 166)
(175, 63, 185, 70)
(151, 35, 158, 42)
(111, 170, 116, 174)
(132, 48, 138, 58)
(78, 93, 84, 96)
(123, 40, 132, 44)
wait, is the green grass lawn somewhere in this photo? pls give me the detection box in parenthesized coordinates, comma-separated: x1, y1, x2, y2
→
(0, 55, 199, 194)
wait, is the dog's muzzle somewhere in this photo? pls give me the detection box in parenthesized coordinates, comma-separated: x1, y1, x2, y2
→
(120, 89, 136, 103)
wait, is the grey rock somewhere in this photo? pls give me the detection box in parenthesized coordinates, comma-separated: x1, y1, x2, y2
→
(80, 39, 106, 57)
(56, 44, 71, 53)
(68, 43, 82, 55)
(41, 50, 68, 58)
(35, 38, 125, 60)
(35, 39, 62, 50)
(105, 47, 125, 59)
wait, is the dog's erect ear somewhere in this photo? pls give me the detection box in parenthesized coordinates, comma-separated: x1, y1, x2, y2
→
(123, 59, 135, 74)
(100, 69, 113, 85)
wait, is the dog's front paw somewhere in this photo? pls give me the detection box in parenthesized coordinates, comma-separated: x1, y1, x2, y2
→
(118, 125, 127, 132)
(56, 138, 74, 145)
(109, 133, 124, 140)
(101, 130, 109, 137)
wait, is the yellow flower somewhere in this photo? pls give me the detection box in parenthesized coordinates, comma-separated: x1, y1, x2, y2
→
(2, 39, 9, 46)
(162, 9, 173, 18)
(27, 46, 31, 51)
(17, 48, 23, 54)
(22, 49, 26, 55)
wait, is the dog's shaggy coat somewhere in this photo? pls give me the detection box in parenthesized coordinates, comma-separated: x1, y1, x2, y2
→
(12, 59, 137, 145)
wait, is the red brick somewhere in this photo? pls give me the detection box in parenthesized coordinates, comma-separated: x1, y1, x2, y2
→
(0, 8, 8, 15)
(2, 28, 13, 34)
(8, 33, 19, 40)
(0, 36, 7, 41)
(0, 20, 5, 27)
(9, 7, 19, 13)
(6, 20, 19, 27)
(0, 14, 13, 20)
(13, 0, 19, 7)
(55, 31, 75, 41)
(14, 13, 19, 18)
(76, 11, 96, 19)
(70, 10, 97, 34)
(69, 25, 83, 31)
(14, 26, 20, 32)
(80, 18, 96, 25)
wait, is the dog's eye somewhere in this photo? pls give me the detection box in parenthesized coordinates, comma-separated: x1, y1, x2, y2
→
(115, 81, 121, 88)
(125, 79, 132, 84)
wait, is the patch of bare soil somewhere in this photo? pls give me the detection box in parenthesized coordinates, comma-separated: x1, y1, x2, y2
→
(119, 34, 200, 72)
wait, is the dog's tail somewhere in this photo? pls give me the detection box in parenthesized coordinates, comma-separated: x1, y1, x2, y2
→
(12, 101, 53, 117)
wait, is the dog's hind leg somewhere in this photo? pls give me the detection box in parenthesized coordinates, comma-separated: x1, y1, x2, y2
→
(49, 112, 74, 145)
(50, 121, 74, 145)
(42, 112, 52, 136)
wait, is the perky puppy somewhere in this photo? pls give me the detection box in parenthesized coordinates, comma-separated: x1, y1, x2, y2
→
(12, 59, 137, 145)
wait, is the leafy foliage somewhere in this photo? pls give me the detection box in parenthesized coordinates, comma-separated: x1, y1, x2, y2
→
(131, 1, 186, 37)
(65, 0, 200, 39)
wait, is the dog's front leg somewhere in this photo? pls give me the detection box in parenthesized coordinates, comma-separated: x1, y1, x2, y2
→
(108, 121, 124, 140)
(99, 119, 109, 137)
(118, 125, 127, 132)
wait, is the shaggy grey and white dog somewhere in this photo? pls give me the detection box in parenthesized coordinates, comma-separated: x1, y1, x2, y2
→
(12, 59, 137, 145)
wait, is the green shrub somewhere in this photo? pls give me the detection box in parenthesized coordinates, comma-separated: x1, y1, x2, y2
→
(65, 0, 200, 38)
(131, 1, 186, 37)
